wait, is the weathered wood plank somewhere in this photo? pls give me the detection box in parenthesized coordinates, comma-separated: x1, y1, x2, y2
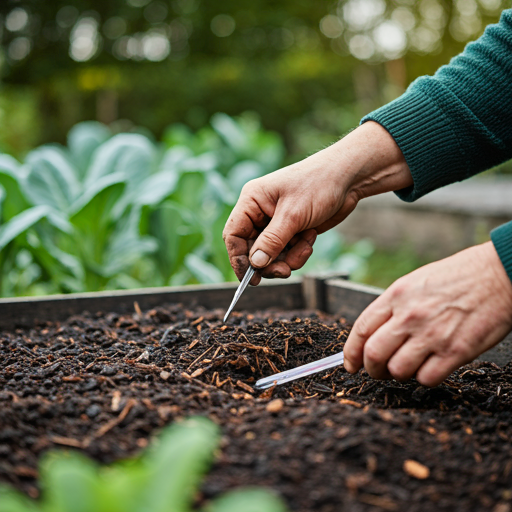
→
(302, 272, 349, 311)
(324, 279, 383, 323)
(0, 280, 304, 330)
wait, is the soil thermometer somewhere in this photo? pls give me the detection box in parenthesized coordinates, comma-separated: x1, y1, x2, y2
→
(224, 265, 256, 323)
(254, 351, 345, 390)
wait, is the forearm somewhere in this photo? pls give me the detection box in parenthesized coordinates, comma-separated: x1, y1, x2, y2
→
(321, 121, 413, 202)
(362, 9, 512, 202)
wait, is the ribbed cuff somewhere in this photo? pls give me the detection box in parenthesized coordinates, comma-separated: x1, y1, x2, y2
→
(361, 83, 470, 202)
(491, 221, 512, 284)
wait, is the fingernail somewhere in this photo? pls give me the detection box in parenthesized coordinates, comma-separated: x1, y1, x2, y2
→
(251, 250, 271, 268)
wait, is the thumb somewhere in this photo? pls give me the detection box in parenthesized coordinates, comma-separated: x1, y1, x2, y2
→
(249, 212, 299, 268)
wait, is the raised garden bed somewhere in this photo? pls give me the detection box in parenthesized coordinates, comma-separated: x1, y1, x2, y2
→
(1, 276, 512, 512)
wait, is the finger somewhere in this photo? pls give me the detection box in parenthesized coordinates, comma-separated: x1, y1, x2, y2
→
(223, 199, 269, 280)
(414, 354, 463, 387)
(261, 261, 292, 279)
(285, 230, 317, 271)
(385, 337, 432, 382)
(249, 208, 304, 269)
(363, 318, 409, 380)
(344, 297, 392, 374)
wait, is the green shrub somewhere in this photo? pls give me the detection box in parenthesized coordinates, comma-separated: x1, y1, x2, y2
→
(0, 417, 287, 512)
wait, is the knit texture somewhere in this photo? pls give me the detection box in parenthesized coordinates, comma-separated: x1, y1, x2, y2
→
(361, 9, 512, 282)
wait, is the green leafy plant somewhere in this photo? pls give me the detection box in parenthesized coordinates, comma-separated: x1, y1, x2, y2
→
(0, 417, 287, 512)
(0, 115, 284, 296)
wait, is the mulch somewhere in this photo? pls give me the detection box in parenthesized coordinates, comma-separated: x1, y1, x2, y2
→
(1, 303, 512, 512)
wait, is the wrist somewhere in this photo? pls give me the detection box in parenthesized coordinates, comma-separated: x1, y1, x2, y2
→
(479, 241, 512, 311)
(328, 121, 413, 200)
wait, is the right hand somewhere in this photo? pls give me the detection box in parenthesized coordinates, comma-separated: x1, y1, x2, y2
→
(223, 121, 413, 285)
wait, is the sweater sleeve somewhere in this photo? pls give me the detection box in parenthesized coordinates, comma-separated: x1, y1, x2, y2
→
(361, 9, 512, 202)
(361, 9, 512, 283)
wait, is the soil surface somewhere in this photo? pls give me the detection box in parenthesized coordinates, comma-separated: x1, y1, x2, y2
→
(1, 304, 512, 512)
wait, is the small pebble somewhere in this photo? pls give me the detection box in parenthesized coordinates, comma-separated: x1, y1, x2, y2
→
(86, 404, 102, 418)
(266, 399, 284, 414)
(100, 366, 117, 376)
(83, 378, 98, 391)
(160, 371, 171, 381)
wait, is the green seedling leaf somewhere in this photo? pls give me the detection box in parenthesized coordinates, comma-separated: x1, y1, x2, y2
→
(23, 146, 81, 213)
(140, 417, 220, 512)
(185, 253, 224, 284)
(207, 489, 288, 512)
(0, 205, 51, 251)
(41, 451, 100, 512)
(0, 485, 39, 512)
(67, 122, 111, 179)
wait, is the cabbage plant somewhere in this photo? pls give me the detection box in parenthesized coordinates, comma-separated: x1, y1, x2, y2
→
(0, 417, 287, 512)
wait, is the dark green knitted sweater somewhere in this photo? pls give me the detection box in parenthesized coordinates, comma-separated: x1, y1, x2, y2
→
(362, 9, 512, 283)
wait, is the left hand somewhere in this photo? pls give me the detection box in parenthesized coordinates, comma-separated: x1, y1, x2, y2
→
(343, 241, 512, 386)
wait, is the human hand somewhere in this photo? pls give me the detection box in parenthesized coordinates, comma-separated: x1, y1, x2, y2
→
(343, 241, 512, 386)
(223, 121, 412, 284)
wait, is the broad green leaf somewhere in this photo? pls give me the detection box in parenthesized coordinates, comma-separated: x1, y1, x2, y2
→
(70, 172, 126, 217)
(179, 152, 218, 173)
(67, 122, 111, 179)
(171, 172, 206, 209)
(140, 417, 220, 512)
(133, 170, 180, 206)
(23, 146, 81, 213)
(101, 209, 157, 277)
(211, 113, 249, 154)
(41, 451, 100, 512)
(185, 253, 224, 284)
(0, 485, 39, 512)
(84, 134, 155, 190)
(226, 161, 264, 195)
(207, 489, 288, 512)
(159, 146, 194, 171)
(0, 205, 50, 251)
(145, 201, 202, 282)
(162, 123, 195, 148)
(0, 154, 21, 175)
(0, 155, 28, 222)
(38, 233, 85, 281)
(205, 170, 236, 205)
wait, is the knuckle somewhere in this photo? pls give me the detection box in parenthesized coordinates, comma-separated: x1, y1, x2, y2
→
(389, 278, 408, 299)
(364, 343, 382, 365)
(262, 230, 287, 251)
(447, 342, 470, 360)
(402, 308, 424, 325)
(286, 209, 303, 227)
(388, 361, 409, 381)
(353, 317, 372, 340)
(241, 179, 258, 195)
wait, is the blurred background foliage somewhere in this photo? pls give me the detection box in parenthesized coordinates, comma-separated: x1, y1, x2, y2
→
(0, 0, 509, 158)
(0, 0, 510, 296)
